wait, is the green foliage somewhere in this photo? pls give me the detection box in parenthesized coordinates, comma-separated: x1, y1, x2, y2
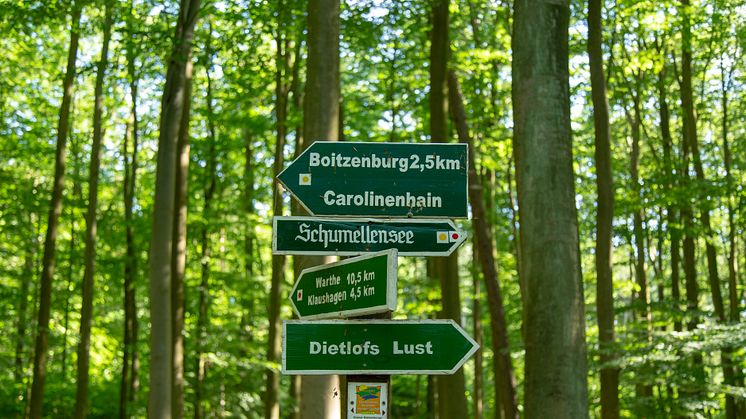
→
(0, 0, 745, 417)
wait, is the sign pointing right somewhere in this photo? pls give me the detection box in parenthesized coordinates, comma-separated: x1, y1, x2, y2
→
(282, 320, 479, 375)
(272, 216, 467, 257)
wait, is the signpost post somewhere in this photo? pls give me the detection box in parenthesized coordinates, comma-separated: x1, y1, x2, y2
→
(272, 216, 466, 257)
(277, 141, 468, 218)
(282, 320, 479, 375)
(288, 249, 397, 320)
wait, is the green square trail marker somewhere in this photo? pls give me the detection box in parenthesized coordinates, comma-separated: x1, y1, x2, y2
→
(281, 319, 479, 375)
(289, 249, 397, 320)
(277, 141, 467, 218)
(272, 216, 466, 257)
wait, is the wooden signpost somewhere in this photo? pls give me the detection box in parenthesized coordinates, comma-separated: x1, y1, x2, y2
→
(273, 141, 476, 419)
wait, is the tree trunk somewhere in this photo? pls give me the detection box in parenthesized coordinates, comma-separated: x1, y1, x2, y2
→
(147, 1, 201, 417)
(428, 2, 469, 417)
(74, 3, 113, 417)
(471, 244, 483, 419)
(512, 0, 589, 416)
(448, 71, 519, 419)
(264, 5, 291, 416)
(15, 210, 37, 384)
(587, 0, 619, 414)
(62, 127, 83, 381)
(28, 4, 82, 417)
(194, 33, 218, 419)
(678, 0, 704, 392)
(171, 47, 193, 419)
(298, 1, 341, 417)
(657, 65, 682, 333)
(628, 91, 653, 399)
(242, 126, 255, 338)
(720, 49, 740, 419)
(120, 6, 142, 415)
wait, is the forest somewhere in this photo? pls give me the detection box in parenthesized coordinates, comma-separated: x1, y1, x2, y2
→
(1, 0, 745, 417)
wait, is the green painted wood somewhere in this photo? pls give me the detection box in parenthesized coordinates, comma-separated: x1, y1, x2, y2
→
(289, 249, 397, 319)
(277, 142, 467, 218)
(282, 320, 478, 375)
(272, 216, 466, 257)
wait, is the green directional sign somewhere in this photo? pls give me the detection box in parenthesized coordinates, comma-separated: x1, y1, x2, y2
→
(289, 249, 397, 320)
(272, 216, 466, 257)
(277, 141, 468, 218)
(282, 320, 479, 375)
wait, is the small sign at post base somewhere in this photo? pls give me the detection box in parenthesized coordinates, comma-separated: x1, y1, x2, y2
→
(347, 381, 388, 419)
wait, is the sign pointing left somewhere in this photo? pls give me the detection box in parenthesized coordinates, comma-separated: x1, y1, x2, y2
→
(277, 141, 468, 218)
(289, 249, 397, 320)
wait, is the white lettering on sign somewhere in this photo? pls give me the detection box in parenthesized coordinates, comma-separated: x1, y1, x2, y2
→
(308, 152, 461, 173)
(315, 274, 341, 288)
(322, 190, 443, 209)
(393, 341, 433, 355)
(309, 341, 381, 356)
(294, 223, 415, 249)
(307, 290, 347, 306)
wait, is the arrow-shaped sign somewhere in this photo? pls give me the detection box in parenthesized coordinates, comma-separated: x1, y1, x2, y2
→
(282, 320, 479, 375)
(277, 141, 468, 218)
(289, 249, 397, 320)
(272, 216, 466, 257)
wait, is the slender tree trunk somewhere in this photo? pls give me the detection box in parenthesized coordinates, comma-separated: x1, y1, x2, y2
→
(449, 71, 519, 419)
(147, 1, 201, 417)
(505, 162, 525, 305)
(627, 93, 653, 398)
(264, 6, 291, 416)
(15, 210, 36, 384)
(287, 40, 304, 418)
(512, 0, 589, 416)
(120, 9, 142, 416)
(471, 244, 483, 419)
(29, 4, 82, 417)
(62, 132, 83, 382)
(242, 127, 255, 337)
(194, 34, 218, 419)
(587, 0, 619, 414)
(171, 48, 193, 419)
(73, 4, 112, 417)
(678, 0, 704, 394)
(61, 106, 81, 381)
(298, 2, 341, 417)
(720, 51, 740, 419)
(657, 65, 682, 333)
(61, 198, 76, 381)
(429, 2, 469, 417)
(681, 6, 732, 409)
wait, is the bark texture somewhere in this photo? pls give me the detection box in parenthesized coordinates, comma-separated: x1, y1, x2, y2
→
(512, 0, 589, 416)
(587, 0, 619, 415)
(170, 50, 193, 419)
(298, 1, 341, 417)
(147, 1, 201, 417)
